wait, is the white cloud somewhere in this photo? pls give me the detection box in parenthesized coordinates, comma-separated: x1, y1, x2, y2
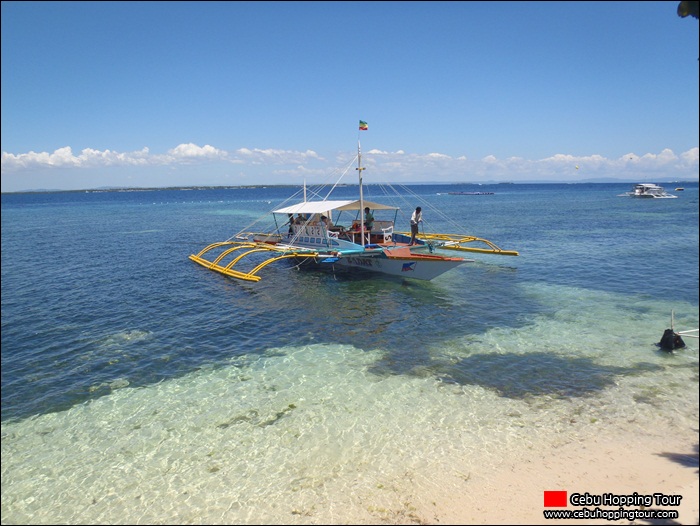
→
(426, 152, 451, 160)
(1, 146, 154, 170)
(167, 143, 226, 160)
(1, 143, 698, 190)
(234, 148, 321, 164)
(681, 147, 699, 164)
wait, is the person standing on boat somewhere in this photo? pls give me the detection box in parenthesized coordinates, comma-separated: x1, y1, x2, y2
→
(364, 207, 374, 231)
(409, 206, 422, 246)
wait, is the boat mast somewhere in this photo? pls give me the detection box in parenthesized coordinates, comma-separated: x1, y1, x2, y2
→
(357, 140, 366, 244)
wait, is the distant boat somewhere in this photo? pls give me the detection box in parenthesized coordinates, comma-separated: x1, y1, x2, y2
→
(675, 187, 685, 191)
(446, 191, 494, 196)
(618, 183, 678, 199)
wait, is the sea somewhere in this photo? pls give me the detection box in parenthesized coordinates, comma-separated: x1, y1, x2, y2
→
(2, 182, 698, 524)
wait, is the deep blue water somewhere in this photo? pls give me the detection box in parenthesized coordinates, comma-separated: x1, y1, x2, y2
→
(2, 182, 698, 423)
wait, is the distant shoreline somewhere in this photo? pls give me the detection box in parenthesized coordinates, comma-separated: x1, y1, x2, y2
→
(2, 180, 697, 195)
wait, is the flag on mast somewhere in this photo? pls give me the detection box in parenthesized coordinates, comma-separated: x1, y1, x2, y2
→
(359, 120, 368, 131)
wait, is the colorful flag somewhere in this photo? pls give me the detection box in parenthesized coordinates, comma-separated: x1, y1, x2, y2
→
(359, 120, 368, 131)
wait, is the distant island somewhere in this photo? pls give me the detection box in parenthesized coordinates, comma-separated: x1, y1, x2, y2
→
(2, 180, 697, 195)
(446, 191, 495, 195)
(2, 185, 301, 195)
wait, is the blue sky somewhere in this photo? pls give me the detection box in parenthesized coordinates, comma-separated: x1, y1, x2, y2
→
(1, 1, 698, 192)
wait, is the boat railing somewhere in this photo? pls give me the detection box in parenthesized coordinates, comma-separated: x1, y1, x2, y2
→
(373, 220, 393, 233)
(348, 219, 393, 234)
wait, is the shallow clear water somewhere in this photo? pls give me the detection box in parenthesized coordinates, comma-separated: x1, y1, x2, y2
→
(2, 182, 698, 523)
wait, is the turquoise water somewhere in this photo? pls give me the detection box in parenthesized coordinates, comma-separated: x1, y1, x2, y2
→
(2, 183, 698, 523)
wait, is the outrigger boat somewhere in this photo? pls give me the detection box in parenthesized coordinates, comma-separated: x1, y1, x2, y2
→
(190, 135, 518, 282)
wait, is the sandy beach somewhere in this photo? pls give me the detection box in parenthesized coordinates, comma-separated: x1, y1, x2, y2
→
(416, 432, 699, 525)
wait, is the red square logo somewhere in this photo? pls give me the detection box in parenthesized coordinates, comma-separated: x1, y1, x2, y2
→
(544, 490, 567, 507)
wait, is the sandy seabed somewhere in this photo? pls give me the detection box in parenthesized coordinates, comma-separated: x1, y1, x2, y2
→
(2, 340, 698, 525)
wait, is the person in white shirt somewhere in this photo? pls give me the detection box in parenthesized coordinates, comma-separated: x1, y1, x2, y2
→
(409, 206, 422, 246)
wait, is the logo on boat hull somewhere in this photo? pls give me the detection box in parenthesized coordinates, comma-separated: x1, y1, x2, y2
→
(402, 262, 416, 272)
(346, 257, 374, 268)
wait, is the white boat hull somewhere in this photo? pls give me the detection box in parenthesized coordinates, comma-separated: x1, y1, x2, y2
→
(332, 258, 465, 280)
(319, 249, 470, 281)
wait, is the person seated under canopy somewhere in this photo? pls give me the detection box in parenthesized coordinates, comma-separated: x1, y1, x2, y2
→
(322, 215, 345, 232)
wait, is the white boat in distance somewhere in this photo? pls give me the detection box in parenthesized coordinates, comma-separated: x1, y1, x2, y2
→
(618, 183, 678, 199)
(190, 128, 518, 282)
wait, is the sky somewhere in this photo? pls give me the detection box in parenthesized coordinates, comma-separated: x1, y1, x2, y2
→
(1, 1, 698, 192)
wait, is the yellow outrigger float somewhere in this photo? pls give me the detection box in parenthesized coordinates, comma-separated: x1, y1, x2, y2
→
(190, 131, 518, 283)
(189, 242, 320, 283)
(394, 232, 519, 256)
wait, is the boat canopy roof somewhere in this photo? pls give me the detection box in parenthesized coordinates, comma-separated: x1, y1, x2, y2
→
(273, 199, 398, 215)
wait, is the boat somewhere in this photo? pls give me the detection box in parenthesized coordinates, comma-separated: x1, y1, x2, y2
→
(189, 129, 519, 282)
(618, 183, 678, 199)
(446, 191, 494, 195)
